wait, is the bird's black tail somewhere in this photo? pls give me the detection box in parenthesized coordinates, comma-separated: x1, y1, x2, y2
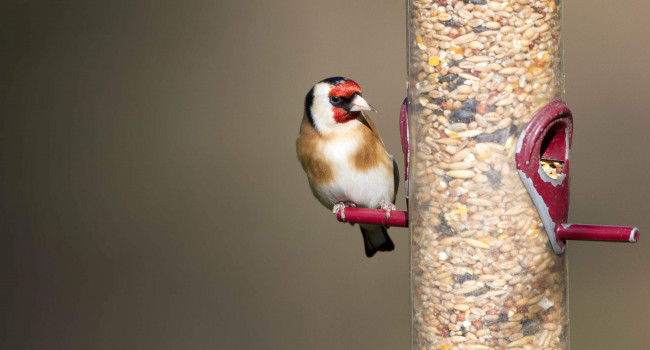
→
(360, 225, 394, 258)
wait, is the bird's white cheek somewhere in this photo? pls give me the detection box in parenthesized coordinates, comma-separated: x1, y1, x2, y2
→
(311, 99, 332, 121)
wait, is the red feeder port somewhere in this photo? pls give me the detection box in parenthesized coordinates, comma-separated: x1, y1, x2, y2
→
(516, 100, 639, 253)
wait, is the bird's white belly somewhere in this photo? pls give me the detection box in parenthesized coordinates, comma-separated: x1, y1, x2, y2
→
(315, 137, 391, 209)
(330, 168, 390, 208)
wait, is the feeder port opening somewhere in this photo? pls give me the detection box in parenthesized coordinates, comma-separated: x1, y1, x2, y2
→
(539, 122, 569, 179)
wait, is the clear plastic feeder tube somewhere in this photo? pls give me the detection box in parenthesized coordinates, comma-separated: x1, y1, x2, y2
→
(407, 1, 567, 349)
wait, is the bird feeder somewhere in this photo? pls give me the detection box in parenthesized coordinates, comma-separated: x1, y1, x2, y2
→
(404, 1, 638, 349)
(334, 0, 639, 349)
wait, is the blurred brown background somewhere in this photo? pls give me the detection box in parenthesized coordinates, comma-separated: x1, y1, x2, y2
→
(1, 1, 648, 349)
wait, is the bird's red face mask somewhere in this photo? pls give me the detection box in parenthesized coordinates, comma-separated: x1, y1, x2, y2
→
(329, 80, 375, 123)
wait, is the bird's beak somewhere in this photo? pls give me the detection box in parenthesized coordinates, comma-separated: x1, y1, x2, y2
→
(349, 94, 376, 112)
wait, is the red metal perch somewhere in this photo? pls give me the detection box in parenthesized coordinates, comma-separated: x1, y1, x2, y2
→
(556, 224, 639, 243)
(336, 208, 408, 227)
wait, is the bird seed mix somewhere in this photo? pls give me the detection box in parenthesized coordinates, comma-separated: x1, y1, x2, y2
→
(408, 0, 567, 349)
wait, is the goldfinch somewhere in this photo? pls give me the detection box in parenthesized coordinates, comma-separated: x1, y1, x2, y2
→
(296, 77, 399, 257)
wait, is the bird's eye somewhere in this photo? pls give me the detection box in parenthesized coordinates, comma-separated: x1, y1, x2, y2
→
(329, 95, 341, 104)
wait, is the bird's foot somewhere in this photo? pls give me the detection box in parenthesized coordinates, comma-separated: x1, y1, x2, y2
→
(333, 202, 356, 222)
(379, 200, 397, 221)
(333, 202, 347, 221)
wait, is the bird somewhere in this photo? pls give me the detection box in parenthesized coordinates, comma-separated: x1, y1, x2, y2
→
(296, 77, 399, 257)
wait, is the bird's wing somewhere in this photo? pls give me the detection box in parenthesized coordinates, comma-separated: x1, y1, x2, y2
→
(297, 114, 336, 188)
(359, 112, 399, 203)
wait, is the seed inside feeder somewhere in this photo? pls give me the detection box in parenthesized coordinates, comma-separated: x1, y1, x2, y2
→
(541, 159, 564, 179)
(409, 0, 568, 348)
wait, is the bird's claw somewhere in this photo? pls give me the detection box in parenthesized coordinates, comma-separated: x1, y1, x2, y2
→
(333, 202, 346, 221)
(333, 202, 357, 223)
(379, 200, 397, 221)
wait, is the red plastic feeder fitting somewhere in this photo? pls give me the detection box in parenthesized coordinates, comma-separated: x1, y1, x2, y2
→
(516, 99, 639, 254)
